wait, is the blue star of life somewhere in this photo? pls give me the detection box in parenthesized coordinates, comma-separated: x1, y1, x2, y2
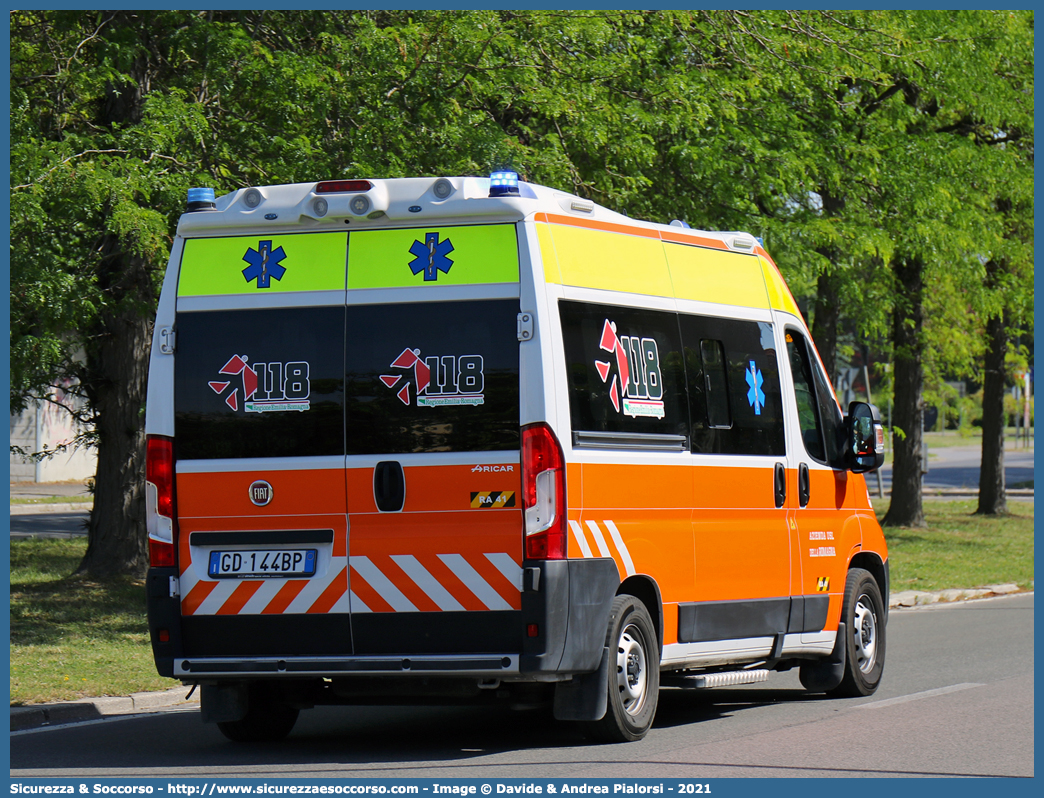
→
(745, 360, 766, 415)
(408, 233, 455, 281)
(242, 240, 287, 288)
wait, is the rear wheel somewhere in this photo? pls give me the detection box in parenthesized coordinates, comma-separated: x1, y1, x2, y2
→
(216, 684, 300, 742)
(828, 567, 886, 697)
(585, 595, 660, 743)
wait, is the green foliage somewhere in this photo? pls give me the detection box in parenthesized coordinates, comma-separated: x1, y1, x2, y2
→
(9, 10, 1034, 571)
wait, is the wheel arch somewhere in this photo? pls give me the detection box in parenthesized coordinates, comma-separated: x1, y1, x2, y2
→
(849, 551, 889, 620)
(617, 575, 663, 651)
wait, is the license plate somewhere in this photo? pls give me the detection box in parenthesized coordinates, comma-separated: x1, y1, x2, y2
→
(208, 549, 317, 579)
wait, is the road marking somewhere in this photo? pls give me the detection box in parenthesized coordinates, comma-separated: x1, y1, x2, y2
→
(10, 707, 200, 735)
(858, 683, 985, 709)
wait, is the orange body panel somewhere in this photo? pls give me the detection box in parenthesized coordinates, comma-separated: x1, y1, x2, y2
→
(790, 468, 873, 632)
(178, 468, 347, 520)
(345, 464, 524, 613)
(573, 462, 695, 617)
(175, 469, 348, 617)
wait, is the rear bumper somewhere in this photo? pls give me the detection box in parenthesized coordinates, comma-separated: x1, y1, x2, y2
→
(176, 654, 518, 679)
(148, 557, 621, 681)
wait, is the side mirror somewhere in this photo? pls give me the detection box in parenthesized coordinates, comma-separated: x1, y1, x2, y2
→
(845, 401, 885, 473)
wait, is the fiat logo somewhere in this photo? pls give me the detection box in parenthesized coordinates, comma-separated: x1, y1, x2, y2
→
(249, 480, 273, 506)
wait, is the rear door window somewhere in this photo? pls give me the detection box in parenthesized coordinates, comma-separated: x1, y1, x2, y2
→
(344, 299, 520, 454)
(175, 306, 346, 460)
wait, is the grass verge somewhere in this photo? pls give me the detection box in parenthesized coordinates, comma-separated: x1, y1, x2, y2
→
(9, 499, 1034, 704)
(11, 496, 92, 505)
(10, 538, 178, 705)
(874, 499, 1034, 593)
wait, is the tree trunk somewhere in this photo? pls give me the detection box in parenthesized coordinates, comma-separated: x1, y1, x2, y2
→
(883, 255, 926, 528)
(76, 246, 155, 579)
(75, 14, 156, 579)
(977, 312, 1008, 515)
(811, 270, 840, 381)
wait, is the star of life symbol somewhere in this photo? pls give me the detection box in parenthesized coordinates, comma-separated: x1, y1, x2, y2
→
(209, 354, 310, 413)
(408, 232, 454, 281)
(745, 360, 766, 415)
(380, 347, 484, 407)
(594, 319, 665, 418)
(242, 240, 287, 288)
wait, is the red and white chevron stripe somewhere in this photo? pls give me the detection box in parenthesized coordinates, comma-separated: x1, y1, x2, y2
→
(179, 551, 521, 616)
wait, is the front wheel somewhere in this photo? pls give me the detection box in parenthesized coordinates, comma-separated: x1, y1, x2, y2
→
(585, 595, 660, 743)
(829, 567, 886, 697)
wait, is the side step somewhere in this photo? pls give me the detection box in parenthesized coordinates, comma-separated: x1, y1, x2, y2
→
(661, 669, 770, 689)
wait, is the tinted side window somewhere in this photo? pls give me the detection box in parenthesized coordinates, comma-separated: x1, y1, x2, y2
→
(786, 332, 825, 461)
(344, 299, 519, 454)
(786, 329, 845, 467)
(700, 339, 731, 429)
(560, 300, 687, 439)
(175, 307, 345, 460)
(681, 315, 785, 456)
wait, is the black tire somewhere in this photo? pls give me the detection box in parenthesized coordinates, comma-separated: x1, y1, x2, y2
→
(216, 684, 300, 742)
(828, 567, 886, 697)
(585, 595, 660, 743)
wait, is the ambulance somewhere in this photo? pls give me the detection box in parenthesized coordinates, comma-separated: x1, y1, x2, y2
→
(145, 172, 888, 743)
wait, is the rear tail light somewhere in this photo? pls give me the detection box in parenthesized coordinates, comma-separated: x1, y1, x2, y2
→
(146, 435, 178, 568)
(521, 423, 567, 560)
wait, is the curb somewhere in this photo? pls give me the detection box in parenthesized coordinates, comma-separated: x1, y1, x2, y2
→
(10, 503, 92, 515)
(11, 686, 199, 732)
(889, 583, 1026, 608)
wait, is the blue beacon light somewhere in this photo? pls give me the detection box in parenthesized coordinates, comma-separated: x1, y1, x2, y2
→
(488, 171, 520, 197)
(186, 187, 217, 212)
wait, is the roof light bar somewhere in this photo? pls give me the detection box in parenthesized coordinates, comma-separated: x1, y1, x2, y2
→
(316, 180, 373, 194)
(489, 171, 520, 198)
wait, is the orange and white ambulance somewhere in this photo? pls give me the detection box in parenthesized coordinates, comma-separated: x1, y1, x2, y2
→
(145, 173, 888, 743)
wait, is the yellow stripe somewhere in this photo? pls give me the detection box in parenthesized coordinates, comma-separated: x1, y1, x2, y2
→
(542, 223, 674, 297)
(536, 223, 562, 285)
(665, 242, 770, 308)
(759, 255, 802, 316)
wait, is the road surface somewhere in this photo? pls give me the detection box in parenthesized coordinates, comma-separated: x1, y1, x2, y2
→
(10, 593, 1033, 779)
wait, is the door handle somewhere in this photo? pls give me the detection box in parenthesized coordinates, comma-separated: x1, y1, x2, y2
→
(798, 462, 810, 508)
(373, 461, 405, 512)
(774, 463, 786, 509)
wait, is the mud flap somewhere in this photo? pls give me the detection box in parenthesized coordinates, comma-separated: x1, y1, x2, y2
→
(200, 683, 248, 724)
(552, 645, 610, 721)
(800, 621, 847, 692)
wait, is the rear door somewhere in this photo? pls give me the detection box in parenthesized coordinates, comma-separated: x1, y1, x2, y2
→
(173, 232, 350, 659)
(341, 225, 525, 655)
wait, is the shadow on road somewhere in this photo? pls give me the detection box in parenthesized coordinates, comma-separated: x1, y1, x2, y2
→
(11, 687, 826, 775)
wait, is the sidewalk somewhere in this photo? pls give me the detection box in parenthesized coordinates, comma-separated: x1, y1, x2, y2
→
(11, 686, 200, 732)
(10, 480, 93, 515)
(10, 587, 1029, 733)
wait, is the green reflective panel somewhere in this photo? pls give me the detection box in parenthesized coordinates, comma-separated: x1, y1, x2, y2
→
(178, 233, 348, 296)
(348, 224, 519, 289)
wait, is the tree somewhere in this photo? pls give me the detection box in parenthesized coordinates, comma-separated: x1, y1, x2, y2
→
(11, 10, 1034, 573)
